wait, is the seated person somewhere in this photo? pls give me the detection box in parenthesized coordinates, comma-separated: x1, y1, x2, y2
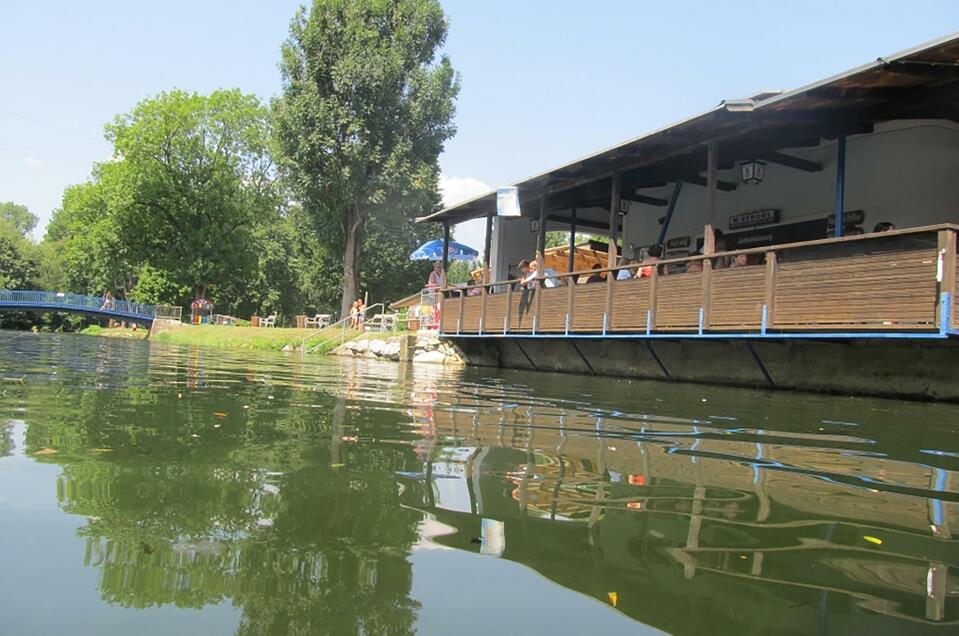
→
(636, 244, 663, 278)
(730, 252, 749, 268)
(685, 252, 704, 273)
(585, 264, 605, 283)
(616, 259, 636, 281)
(873, 221, 896, 233)
(542, 265, 562, 288)
(466, 279, 482, 296)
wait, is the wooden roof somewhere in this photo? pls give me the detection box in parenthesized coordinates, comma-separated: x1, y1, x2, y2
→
(420, 33, 959, 227)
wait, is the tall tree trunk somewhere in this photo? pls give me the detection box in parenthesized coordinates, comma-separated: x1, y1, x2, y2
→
(340, 205, 366, 319)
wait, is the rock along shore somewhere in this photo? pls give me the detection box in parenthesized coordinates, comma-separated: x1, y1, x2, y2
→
(330, 332, 466, 366)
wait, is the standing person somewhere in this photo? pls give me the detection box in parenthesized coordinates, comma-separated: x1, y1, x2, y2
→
(356, 298, 366, 331)
(349, 300, 360, 329)
(426, 261, 445, 329)
(427, 261, 445, 289)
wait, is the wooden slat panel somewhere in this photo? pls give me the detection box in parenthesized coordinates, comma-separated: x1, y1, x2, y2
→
(485, 292, 508, 333)
(571, 284, 607, 331)
(538, 286, 569, 332)
(460, 296, 483, 332)
(610, 277, 651, 331)
(509, 287, 535, 332)
(774, 249, 938, 328)
(440, 297, 460, 332)
(656, 272, 702, 330)
(709, 267, 766, 328)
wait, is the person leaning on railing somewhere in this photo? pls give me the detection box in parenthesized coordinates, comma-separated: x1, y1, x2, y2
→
(635, 244, 664, 278)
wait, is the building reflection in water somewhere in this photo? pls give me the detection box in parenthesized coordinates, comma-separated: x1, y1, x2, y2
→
(4, 333, 957, 635)
(405, 374, 959, 633)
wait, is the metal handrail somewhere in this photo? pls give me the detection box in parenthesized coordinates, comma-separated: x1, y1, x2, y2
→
(0, 290, 160, 321)
(300, 303, 388, 354)
(439, 222, 959, 292)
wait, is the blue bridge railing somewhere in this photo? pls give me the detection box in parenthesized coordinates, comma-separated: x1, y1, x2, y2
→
(0, 290, 170, 322)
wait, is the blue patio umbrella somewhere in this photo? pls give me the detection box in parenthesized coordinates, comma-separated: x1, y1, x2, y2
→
(409, 239, 479, 261)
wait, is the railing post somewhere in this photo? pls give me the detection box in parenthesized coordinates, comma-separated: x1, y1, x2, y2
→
(700, 257, 712, 331)
(937, 230, 956, 330)
(566, 275, 576, 335)
(480, 284, 487, 334)
(458, 288, 466, 333)
(648, 267, 658, 332)
(505, 283, 513, 333)
(605, 268, 616, 329)
(534, 277, 543, 333)
(763, 250, 778, 331)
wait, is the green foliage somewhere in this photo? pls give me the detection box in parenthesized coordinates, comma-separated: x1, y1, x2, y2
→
(275, 0, 459, 317)
(446, 259, 478, 285)
(131, 265, 192, 306)
(545, 231, 570, 249)
(0, 220, 39, 289)
(0, 201, 38, 237)
(105, 89, 276, 299)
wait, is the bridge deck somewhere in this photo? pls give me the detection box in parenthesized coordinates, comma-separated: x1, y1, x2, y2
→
(0, 290, 174, 323)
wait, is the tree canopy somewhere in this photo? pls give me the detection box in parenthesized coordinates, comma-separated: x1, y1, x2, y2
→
(275, 0, 459, 317)
(0, 201, 38, 238)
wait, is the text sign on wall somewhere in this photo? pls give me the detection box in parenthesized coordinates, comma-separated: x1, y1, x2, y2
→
(729, 208, 780, 230)
(496, 187, 521, 217)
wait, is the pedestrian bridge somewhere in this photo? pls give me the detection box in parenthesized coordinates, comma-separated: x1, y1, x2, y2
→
(0, 290, 180, 324)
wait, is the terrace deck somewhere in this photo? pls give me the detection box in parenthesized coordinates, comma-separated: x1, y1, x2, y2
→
(440, 224, 959, 341)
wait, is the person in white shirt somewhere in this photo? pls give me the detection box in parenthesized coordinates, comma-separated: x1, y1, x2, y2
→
(427, 261, 445, 288)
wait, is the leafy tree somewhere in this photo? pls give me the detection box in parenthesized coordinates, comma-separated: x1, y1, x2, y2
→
(45, 166, 138, 296)
(275, 0, 459, 318)
(0, 201, 38, 237)
(0, 220, 39, 289)
(105, 89, 277, 301)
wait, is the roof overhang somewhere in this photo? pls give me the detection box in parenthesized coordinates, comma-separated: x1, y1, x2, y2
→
(420, 32, 959, 225)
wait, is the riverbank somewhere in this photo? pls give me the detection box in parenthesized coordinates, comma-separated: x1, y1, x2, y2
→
(331, 332, 466, 365)
(80, 323, 341, 353)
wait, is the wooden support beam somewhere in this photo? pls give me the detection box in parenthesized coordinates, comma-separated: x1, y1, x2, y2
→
(535, 194, 547, 331)
(608, 173, 621, 267)
(568, 207, 577, 273)
(705, 141, 719, 229)
(625, 194, 669, 207)
(547, 214, 621, 233)
(685, 174, 737, 192)
(482, 214, 494, 283)
(761, 151, 822, 173)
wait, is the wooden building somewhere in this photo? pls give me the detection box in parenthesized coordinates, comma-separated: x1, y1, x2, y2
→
(419, 34, 959, 400)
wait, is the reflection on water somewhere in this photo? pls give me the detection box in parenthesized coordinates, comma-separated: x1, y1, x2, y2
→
(0, 331, 958, 635)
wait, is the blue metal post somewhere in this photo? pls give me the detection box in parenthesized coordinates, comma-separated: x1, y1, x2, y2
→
(834, 136, 846, 238)
(657, 181, 684, 246)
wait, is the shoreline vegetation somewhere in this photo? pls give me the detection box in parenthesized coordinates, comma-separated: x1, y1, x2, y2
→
(78, 324, 406, 355)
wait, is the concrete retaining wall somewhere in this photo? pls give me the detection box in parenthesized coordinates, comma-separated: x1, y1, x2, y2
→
(449, 336, 959, 401)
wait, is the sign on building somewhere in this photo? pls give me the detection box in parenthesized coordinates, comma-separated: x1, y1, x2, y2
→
(496, 186, 521, 217)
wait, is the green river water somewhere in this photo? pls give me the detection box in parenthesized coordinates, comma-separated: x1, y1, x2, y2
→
(0, 331, 957, 635)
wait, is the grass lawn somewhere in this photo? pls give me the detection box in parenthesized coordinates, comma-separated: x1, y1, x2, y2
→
(152, 324, 322, 352)
(81, 322, 411, 354)
(80, 325, 149, 340)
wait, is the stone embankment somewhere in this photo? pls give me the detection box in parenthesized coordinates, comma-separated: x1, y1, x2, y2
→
(331, 332, 466, 366)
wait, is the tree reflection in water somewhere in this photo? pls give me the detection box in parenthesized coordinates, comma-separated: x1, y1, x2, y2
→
(2, 332, 959, 635)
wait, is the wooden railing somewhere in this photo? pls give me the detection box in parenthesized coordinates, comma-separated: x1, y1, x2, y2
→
(440, 224, 959, 337)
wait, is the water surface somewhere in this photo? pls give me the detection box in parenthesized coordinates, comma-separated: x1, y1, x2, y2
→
(1, 331, 957, 635)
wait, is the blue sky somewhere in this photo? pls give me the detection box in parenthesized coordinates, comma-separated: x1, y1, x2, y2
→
(1, 1, 957, 246)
